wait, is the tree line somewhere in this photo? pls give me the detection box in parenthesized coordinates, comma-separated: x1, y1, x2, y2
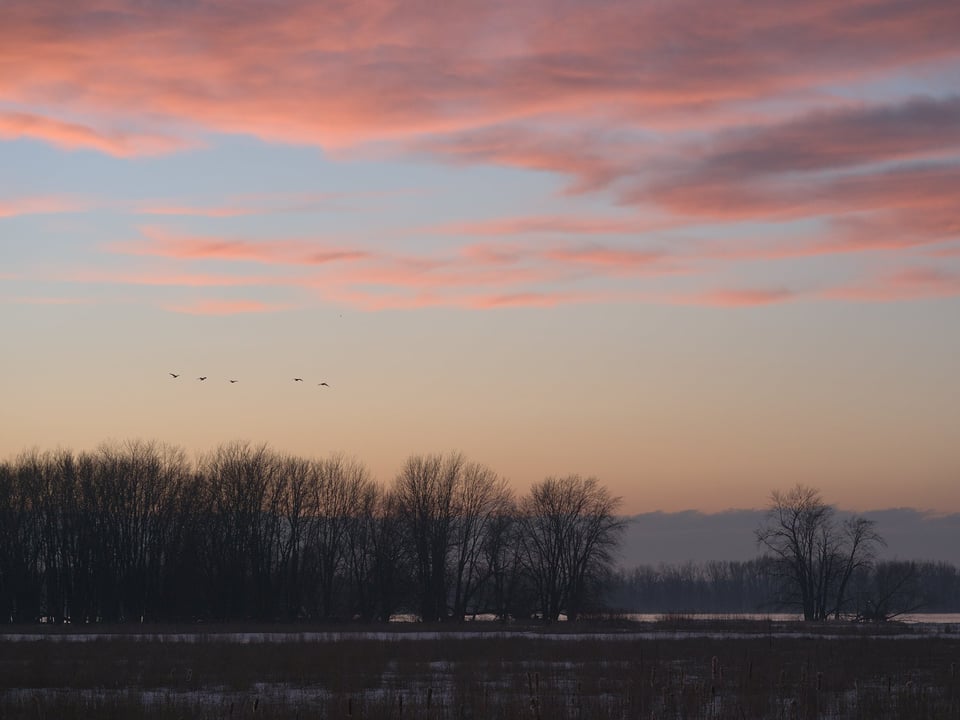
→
(1, 442, 954, 625)
(607, 485, 959, 621)
(606, 558, 960, 616)
(0, 441, 623, 624)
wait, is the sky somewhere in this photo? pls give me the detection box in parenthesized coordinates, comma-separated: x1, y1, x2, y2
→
(620, 509, 960, 566)
(1, 0, 959, 514)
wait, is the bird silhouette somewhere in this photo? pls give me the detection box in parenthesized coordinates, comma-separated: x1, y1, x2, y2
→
(318, 382, 330, 387)
(169, 373, 180, 378)
(197, 376, 207, 381)
(293, 378, 304, 382)
(229, 380, 239, 383)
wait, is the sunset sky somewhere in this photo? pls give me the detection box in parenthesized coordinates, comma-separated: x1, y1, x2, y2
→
(2, 0, 959, 513)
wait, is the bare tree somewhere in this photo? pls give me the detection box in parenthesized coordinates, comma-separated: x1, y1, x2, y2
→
(449, 462, 513, 620)
(276, 455, 314, 620)
(201, 442, 286, 619)
(310, 454, 374, 619)
(519, 475, 624, 622)
(854, 560, 923, 622)
(481, 504, 524, 621)
(755, 485, 884, 620)
(392, 453, 463, 622)
(343, 484, 410, 621)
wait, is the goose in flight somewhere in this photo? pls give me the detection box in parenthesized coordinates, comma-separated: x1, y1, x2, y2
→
(197, 376, 207, 381)
(229, 380, 239, 384)
(318, 382, 330, 387)
(293, 378, 304, 382)
(169, 373, 180, 378)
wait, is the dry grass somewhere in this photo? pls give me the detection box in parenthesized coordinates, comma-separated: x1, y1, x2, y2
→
(0, 621, 957, 718)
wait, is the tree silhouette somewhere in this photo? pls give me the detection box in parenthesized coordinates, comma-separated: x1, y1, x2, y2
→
(755, 484, 884, 620)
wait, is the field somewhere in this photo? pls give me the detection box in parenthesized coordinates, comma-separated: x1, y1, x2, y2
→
(1, 620, 958, 719)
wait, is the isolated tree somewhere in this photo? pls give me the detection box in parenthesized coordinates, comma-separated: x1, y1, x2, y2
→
(519, 475, 624, 622)
(755, 485, 884, 620)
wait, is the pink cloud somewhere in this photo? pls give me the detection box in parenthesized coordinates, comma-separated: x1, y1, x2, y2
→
(432, 214, 668, 237)
(413, 126, 637, 194)
(136, 204, 254, 219)
(0, 195, 89, 218)
(107, 227, 370, 265)
(817, 207, 960, 254)
(315, 257, 571, 293)
(469, 291, 597, 309)
(163, 299, 296, 315)
(9, 296, 95, 305)
(543, 245, 663, 268)
(66, 270, 284, 288)
(677, 288, 798, 307)
(134, 191, 358, 218)
(2, 0, 958, 155)
(641, 162, 960, 222)
(316, 285, 620, 311)
(681, 205, 960, 264)
(0, 111, 193, 156)
(681, 95, 960, 178)
(823, 267, 960, 302)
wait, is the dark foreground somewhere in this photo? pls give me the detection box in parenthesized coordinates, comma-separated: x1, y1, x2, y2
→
(1, 621, 958, 719)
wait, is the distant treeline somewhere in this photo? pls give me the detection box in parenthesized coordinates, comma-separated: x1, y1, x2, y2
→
(605, 559, 960, 615)
(0, 441, 623, 624)
(3, 440, 956, 625)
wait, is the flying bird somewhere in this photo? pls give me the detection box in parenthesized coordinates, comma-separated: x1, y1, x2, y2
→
(229, 380, 239, 384)
(169, 373, 180, 378)
(197, 376, 207, 381)
(293, 378, 303, 382)
(318, 382, 330, 387)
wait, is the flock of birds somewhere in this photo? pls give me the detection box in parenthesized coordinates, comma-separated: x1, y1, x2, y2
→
(169, 373, 330, 387)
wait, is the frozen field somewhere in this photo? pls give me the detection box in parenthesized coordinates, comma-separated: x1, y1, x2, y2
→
(1, 620, 959, 718)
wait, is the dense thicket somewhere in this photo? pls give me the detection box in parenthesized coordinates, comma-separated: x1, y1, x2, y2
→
(0, 441, 623, 624)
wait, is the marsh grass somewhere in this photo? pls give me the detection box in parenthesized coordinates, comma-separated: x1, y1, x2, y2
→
(1, 622, 958, 718)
